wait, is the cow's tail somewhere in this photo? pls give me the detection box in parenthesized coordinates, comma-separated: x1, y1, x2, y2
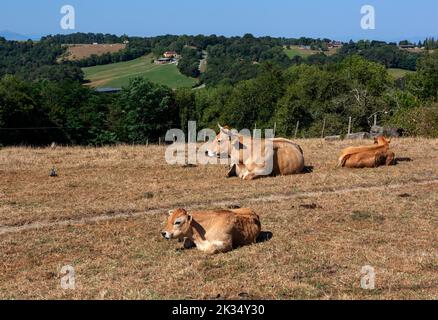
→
(336, 154, 350, 168)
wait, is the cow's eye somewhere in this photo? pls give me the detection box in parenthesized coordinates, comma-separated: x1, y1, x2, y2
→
(217, 139, 222, 143)
(174, 221, 181, 226)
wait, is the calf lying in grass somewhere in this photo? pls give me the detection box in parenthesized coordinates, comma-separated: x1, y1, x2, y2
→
(343, 149, 395, 168)
(337, 136, 395, 168)
(161, 208, 261, 254)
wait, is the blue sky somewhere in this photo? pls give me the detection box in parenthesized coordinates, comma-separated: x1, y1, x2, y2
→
(1, 0, 437, 41)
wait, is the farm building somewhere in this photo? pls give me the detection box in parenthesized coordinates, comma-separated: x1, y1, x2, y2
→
(95, 87, 122, 94)
(328, 41, 343, 49)
(399, 44, 416, 49)
(155, 57, 173, 65)
(163, 51, 177, 58)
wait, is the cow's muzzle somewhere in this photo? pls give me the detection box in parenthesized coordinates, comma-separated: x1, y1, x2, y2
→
(206, 150, 217, 158)
(161, 231, 172, 240)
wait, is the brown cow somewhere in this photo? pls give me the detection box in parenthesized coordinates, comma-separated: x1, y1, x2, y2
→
(337, 136, 395, 168)
(161, 208, 261, 254)
(343, 149, 396, 168)
(207, 125, 305, 180)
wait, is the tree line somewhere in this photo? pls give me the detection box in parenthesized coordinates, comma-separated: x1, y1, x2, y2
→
(0, 33, 424, 83)
(1, 33, 438, 146)
(1, 51, 438, 146)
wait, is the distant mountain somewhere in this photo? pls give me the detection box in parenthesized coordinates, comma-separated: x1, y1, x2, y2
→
(0, 30, 41, 41)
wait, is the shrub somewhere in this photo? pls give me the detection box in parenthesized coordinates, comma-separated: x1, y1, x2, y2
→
(388, 105, 438, 137)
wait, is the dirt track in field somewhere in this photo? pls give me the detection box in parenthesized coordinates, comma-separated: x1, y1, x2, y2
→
(1, 178, 436, 236)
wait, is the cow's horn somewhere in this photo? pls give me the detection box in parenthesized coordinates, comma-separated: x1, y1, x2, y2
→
(218, 123, 224, 130)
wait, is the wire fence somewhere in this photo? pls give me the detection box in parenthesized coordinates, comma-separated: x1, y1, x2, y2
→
(0, 115, 390, 146)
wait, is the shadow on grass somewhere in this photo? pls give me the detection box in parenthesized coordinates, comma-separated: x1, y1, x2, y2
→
(395, 157, 413, 163)
(256, 231, 273, 244)
(302, 166, 314, 174)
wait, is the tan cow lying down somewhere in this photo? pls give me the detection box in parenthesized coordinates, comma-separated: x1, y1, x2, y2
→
(207, 125, 305, 180)
(337, 136, 395, 168)
(161, 208, 261, 254)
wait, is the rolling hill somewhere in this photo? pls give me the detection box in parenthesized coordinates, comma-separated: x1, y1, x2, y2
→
(83, 54, 198, 89)
(0, 30, 40, 41)
(63, 44, 126, 61)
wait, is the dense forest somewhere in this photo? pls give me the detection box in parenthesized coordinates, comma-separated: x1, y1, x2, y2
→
(0, 33, 437, 146)
(336, 40, 419, 70)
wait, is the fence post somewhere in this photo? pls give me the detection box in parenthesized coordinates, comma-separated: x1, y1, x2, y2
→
(146, 139, 149, 147)
(321, 118, 326, 139)
(273, 122, 277, 137)
(159, 137, 161, 146)
(348, 117, 352, 135)
(294, 121, 300, 139)
(374, 114, 378, 127)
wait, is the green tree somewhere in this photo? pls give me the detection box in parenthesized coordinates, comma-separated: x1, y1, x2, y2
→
(0, 75, 54, 145)
(115, 78, 177, 143)
(407, 51, 438, 101)
(340, 55, 391, 96)
(222, 63, 285, 129)
(175, 88, 197, 133)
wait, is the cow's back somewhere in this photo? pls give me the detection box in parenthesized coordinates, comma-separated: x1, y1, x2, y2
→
(272, 139, 305, 175)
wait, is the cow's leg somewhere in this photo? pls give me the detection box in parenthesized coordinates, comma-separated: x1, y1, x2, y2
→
(242, 171, 257, 180)
(183, 237, 196, 249)
(374, 152, 387, 167)
(201, 239, 232, 255)
(227, 164, 237, 177)
(228, 163, 246, 178)
(242, 164, 272, 180)
(238, 167, 249, 179)
(385, 152, 395, 166)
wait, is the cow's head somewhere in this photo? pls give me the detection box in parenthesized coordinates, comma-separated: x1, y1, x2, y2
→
(161, 208, 193, 241)
(206, 124, 239, 158)
(374, 136, 391, 145)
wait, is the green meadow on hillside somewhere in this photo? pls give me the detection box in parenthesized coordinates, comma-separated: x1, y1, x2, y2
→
(388, 68, 416, 79)
(283, 45, 339, 58)
(83, 54, 198, 89)
(284, 46, 316, 58)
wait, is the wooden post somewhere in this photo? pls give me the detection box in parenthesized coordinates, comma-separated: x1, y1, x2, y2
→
(273, 122, 277, 137)
(321, 118, 326, 139)
(159, 137, 161, 146)
(374, 114, 378, 127)
(348, 117, 352, 135)
(146, 139, 149, 147)
(294, 121, 300, 139)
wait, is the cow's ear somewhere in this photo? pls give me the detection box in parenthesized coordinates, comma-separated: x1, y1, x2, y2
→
(187, 215, 193, 223)
(220, 126, 231, 135)
(221, 127, 240, 139)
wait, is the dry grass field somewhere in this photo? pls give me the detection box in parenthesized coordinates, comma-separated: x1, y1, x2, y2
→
(61, 44, 126, 61)
(0, 138, 437, 300)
